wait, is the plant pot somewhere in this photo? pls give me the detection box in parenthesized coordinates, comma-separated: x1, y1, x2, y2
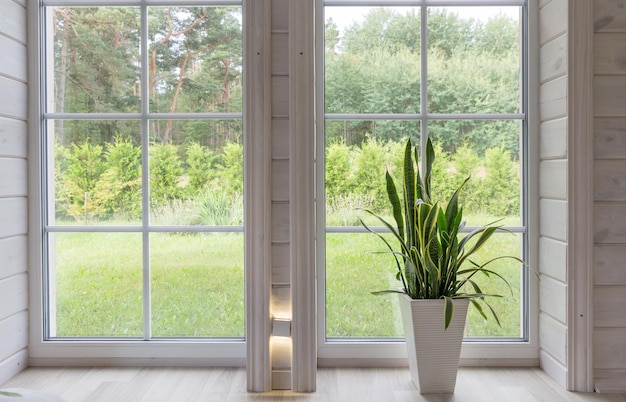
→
(398, 295, 469, 394)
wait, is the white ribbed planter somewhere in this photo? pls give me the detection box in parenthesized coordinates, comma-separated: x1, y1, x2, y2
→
(398, 295, 469, 394)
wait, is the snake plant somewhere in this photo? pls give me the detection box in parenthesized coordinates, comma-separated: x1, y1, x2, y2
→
(360, 138, 522, 329)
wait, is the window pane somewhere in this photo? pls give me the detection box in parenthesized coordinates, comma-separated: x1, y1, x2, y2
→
(50, 7, 141, 114)
(50, 120, 142, 225)
(51, 233, 143, 337)
(325, 7, 421, 114)
(429, 119, 522, 226)
(149, 121, 243, 226)
(326, 232, 403, 338)
(427, 7, 521, 114)
(148, 6, 243, 114)
(151, 232, 244, 337)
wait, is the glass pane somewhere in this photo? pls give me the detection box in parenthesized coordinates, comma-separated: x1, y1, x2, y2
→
(149, 121, 243, 226)
(427, 7, 521, 114)
(428, 119, 522, 226)
(326, 232, 403, 338)
(325, 7, 421, 114)
(325, 121, 420, 226)
(50, 120, 142, 225)
(151, 232, 244, 337)
(50, 7, 141, 113)
(465, 232, 523, 338)
(148, 6, 243, 113)
(50, 232, 143, 337)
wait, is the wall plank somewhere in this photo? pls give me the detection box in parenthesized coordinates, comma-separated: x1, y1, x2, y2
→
(271, 202, 289, 243)
(0, 36, 27, 82)
(272, 119, 289, 159)
(540, 34, 567, 82)
(539, 199, 568, 241)
(594, 33, 626, 74)
(540, 118, 567, 159)
(594, 0, 626, 32)
(539, 0, 567, 45)
(271, 243, 290, 284)
(539, 160, 567, 200)
(594, 75, 626, 117)
(0, 77, 27, 120)
(272, 33, 288, 76)
(539, 76, 567, 121)
(271, 0, 288, 31)
(539, 312, 568, 365)
(272, 159, 289, 202)
(0, 273, 28, 320)
(271, 76, 289, 118)
(0, 158, 27, 197)
(594, 328, 626, 369)
(0, 198, 28, 239)
(0, 117, 27, 158)
(539, 275, 568, 324)
(594, 160, 626, 201)
(0, 311, 28, 362)
(595, 117, 626, 159)
(0, 0, 26, 44)
(594, 202, 626, 243)
(0, 349, 27, 386)
(593, 286, 626, 327)
(594, 244, 626, 285)
(539, 237, 567, 282)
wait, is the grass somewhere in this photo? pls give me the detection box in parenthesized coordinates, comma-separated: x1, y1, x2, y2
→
(52, 215, 523, 339)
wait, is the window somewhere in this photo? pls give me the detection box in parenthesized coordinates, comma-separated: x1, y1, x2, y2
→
(40, 1, 244, 340)
(318, 0, 533, 359)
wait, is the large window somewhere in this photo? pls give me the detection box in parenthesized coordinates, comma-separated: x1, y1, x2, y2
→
(319, 1, 530, 348)
(41, 1, 244, 339)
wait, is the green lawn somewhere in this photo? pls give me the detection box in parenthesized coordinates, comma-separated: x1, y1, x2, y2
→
(52, 222, 523, 339)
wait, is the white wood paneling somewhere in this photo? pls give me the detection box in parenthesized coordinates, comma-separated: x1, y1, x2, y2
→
(0, 0, 27, 44)
(0, 158, 27, 197)
(539, 275, 568, 324)
(0, 235, 27, 281)
(272, 33, 289, 76)
(539, 160, 567, 199)
(0, 349, 27, 386)
(540, 34, 567, 82)
(594, 160, 626, 201)
(271, 202, 289, 243)
(0, 273, 27, 320)
(271, 76, 289, 117)
(594, 33, 626, 74)
(540, 118, 567, 159)
(594, 75, 626, 117)
(539, 75, 567, 121)
(0, 36, 27, 82)
(271, 0, 288, 32)
(271, 243, 290, 284)
(0, 76, 27, 120)
(0, 311, 28, 362)
(0, 198, 27, 239)
(539, 0, 567, 45)
(594, 244, 626, 285)
(593, 286, 626, 328)
(594, 0, 626, 32)
(594, 203, 626, 243)
(0, 117, 27, 158)
(540, 349, 568, 389)
(594, 118, 626, 159)
(539, 312, 568, 365)
(271, 159, 289, 201)
(593, 328, 626, 369)
(539, 199, 567, 241)
(272, 119, 289, 159)
(539, 237, 567, 282)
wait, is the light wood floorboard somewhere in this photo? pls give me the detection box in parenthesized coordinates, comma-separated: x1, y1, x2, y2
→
(2, 367, 625, 401)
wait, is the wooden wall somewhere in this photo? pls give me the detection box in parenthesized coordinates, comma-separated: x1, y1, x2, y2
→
(0, 0, 29, 385)
(593, 0, 626, 393)
(538, 0, 569, 389)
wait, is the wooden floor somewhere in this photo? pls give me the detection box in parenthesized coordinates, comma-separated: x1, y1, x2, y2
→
(2, 367, 625, 402)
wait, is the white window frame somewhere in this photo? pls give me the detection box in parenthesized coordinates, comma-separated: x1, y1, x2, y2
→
(315, 0, 540, 365)
(27, 0, 271, 368)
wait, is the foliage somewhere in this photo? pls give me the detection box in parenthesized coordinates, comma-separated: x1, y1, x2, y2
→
(360, 139, 521, 328)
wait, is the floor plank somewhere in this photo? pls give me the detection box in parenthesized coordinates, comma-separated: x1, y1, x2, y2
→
(1, 367, 625, 402)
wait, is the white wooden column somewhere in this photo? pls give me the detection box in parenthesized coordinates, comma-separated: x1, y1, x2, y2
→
(567, 0, 595, 393)
(289, 0, 317, 393)
(245, 0, 273, 392)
